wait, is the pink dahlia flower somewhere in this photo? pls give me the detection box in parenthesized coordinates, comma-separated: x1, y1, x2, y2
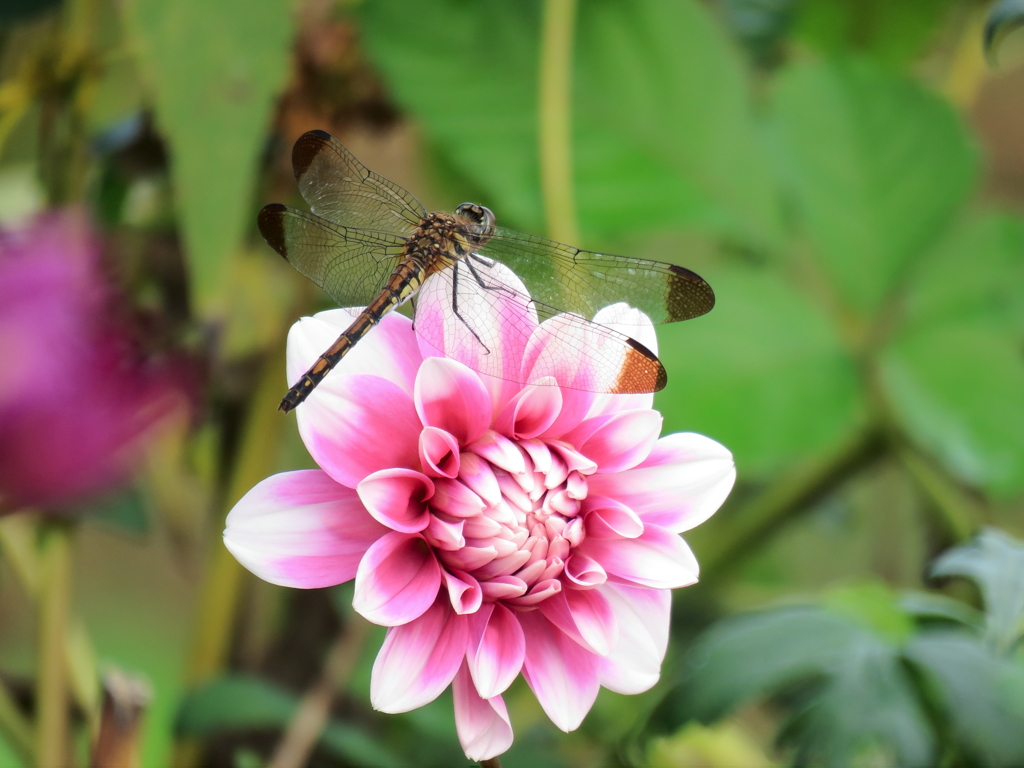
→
(224, 263, 735, 761)
(0, 210, 184, 511)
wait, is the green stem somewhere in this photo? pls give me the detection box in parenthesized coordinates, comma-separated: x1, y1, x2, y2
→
(896, 443, 978, 542)
(694, 428, 885, 576)
(36, 519, 73, 768)
(538, 0, 579, 246)
(172, 349, 288, 767)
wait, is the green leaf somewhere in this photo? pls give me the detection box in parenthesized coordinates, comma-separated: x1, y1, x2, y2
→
(649, 607, 862, 729)
(822, 582, 914, 645)
(796, 0, 955, 69)
(176, 676, 403, 768)
(648, 605, 934, 765)
(899, 590, 985, 631)
(880, 320, 1024, 497)
(906, 632, 1024, 765)
(575, 0, 783, 247)
(358, 0, 781, 246)
(931, 528, 1024, 653)
(770, 58, 977, 315)
(656, 262, 863, 478)
(901, 213, 1024, 335)
(985, 0, 1024, 65)
(125, 0, 294, 309)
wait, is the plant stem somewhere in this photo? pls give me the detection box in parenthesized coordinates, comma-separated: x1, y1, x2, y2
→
(36, 519, 73, 768)
(480, 758, 503, 768)
(695, 428, 885, 576)
(173, 348, 288, 767)
(896, 442, 978, 542)
(266, 617, 372, 768)
(538, 0, 579, 246)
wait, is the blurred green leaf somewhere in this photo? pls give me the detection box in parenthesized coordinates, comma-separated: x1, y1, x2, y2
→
(899, 591, 985, 631)
(575, 0, 783, 247)
(771, 58, 977, 315)
(358, 0, 781, 246)
(985, 0, 1024, 64)
(906, 632, 1024, 765)
(822, 582, 914, 645)
(796, 0, 955, 69)
(901, 213, 1024, 335)
(648, 604, 933, 765)
(124, 0, 294, 309)
(930, 528, 1024, 653)
(649, 607, 864, 729)
(177, 675, 403, 768)
(656, 262, 863, 477)
(880, 321, 1024, 497)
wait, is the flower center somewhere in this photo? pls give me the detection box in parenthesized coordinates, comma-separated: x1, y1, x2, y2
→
(426, 434, 597, 609)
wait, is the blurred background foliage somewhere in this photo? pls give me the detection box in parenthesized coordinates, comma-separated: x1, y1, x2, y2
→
(0, 0, 1023, 766)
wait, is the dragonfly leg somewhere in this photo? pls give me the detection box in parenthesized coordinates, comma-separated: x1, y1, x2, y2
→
(450, 261, 491, 354)
(466, 254, 517, 297)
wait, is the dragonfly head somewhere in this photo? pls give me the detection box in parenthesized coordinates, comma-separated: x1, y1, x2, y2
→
(454, 203, 496, 247)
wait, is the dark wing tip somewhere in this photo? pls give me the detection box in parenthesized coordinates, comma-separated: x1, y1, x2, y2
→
(292, 130, 334, 179)
(666, 264, 715, 320)
(617, 337, 667, 393)
(258, 203, 289, 259)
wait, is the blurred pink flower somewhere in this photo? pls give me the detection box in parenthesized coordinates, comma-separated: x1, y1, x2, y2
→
(224, 263, 735, 761)
(0, 210, 183, 511)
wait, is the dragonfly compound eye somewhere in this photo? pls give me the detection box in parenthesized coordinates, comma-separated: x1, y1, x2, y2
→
(455, 203, 496, 244)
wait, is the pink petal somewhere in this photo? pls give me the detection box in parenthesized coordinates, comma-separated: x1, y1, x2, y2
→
(579, 524, 699, 589)
(466, 430, 526, 474)
(353, 532, 441, 626)
(357, 469, 433, 533)
(457, 452, 502, 507)
(295, 374, 421, 489)
(286, 309, 422, 398)
(424, 514, 465, 551)
(569, 409, 662, 473)
(223, 470, 387, 588)
(588, 432, 735, 532)
(430, 478, 486, 518)
(480, 576, 528, 600)
(519, 610, 600, 731)
(414, 357, 492, 446)
(415, 263, 537, 413)
(419, 427, 461, 478)
(453, 662, 513, 762)
(539, 588, 618, 657)
(445, 569, 483, 615)
(467, 603, 526, 698)
(564, 552, 607, 588)
(583, 497, 644, 539)
(598, 583, 670, 694)
(371, 597, 469, 712)
(493, 382, 562, 440)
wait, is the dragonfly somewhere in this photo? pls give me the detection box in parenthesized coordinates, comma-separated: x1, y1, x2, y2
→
(258, 130, 715, 412)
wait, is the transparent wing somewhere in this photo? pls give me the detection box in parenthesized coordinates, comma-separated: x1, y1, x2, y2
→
(258, 204, 406, 307)
(414, 257, 666, 395)
(292, 130, 426, 235)
(478, 227, 715, 326)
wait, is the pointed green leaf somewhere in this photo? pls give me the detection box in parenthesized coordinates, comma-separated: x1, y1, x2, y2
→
(125, 0, 294, 309)
(931, 528, 1024, 653)
(906, 632, 1024, 765)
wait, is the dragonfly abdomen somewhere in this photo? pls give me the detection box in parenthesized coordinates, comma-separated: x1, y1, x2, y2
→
(279, 259, 427, 412)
